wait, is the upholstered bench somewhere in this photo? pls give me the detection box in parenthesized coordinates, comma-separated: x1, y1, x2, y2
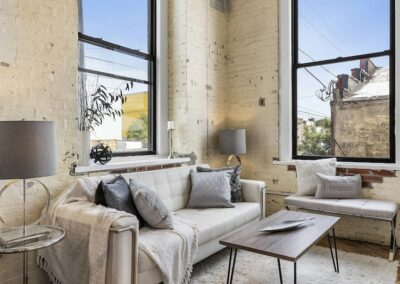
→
(285, 195, 399, 261)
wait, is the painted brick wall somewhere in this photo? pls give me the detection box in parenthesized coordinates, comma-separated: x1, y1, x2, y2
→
(0, 0, 79, 282)
(168, 0, 228, 167)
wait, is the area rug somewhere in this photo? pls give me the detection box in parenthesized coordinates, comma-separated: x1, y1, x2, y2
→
(190, 246, 398, 283)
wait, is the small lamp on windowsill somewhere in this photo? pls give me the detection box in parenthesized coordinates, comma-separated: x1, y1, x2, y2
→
(219, 128, 246, 166)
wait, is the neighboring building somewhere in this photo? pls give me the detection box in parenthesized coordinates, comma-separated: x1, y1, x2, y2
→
(121, 91, 148, 138)
(331, 59, 390, 158)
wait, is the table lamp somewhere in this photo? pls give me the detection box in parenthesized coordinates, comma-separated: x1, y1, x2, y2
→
(0, 121, 57, 282)
(219, 128, 246, 166)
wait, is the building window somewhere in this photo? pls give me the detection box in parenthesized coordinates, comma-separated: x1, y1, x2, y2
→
(78, 0, 156, 156)
(292, 0, 395, 162)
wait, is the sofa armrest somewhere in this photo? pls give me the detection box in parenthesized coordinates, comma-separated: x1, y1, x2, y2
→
(56, 202, 139, 284)
(240, 179, 266, 219)
(108, 216, 140, 284)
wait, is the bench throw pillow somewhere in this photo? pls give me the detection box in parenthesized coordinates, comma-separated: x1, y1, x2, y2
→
(129, 178, 174, 230)
(315, 173, 363, 199)
(101, 175, 145, 228)
(187, 171, 234, 208)
(295, 158, 337, 196)
(196, 165, 243, 202)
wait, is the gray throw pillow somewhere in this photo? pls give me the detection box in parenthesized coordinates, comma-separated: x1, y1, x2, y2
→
(187, 171, 234, 208)
(196, 166, 242, 202)
(129, 178, 174, 230)
(315, 173, 363, 199)
(102, 176, 145, 228)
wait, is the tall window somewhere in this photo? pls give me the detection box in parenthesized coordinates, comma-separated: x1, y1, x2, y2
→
(78, 0, 156, 156)
(292, 0, 395, 162)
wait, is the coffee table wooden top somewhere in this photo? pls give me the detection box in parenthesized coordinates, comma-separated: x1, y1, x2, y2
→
(220, 210, 340, 261)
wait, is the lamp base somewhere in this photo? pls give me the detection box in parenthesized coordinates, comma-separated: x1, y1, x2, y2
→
(227, 155, 242, 166)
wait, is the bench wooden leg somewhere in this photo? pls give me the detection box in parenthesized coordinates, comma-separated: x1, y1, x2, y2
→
(389, 214, 397, 261)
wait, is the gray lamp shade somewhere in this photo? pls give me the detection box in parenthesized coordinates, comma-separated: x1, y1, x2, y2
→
(219, 129, 246, 155)
(0, 121, 57, 179)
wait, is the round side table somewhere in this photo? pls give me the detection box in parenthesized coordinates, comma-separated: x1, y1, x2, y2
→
(0, 225, 65, 284)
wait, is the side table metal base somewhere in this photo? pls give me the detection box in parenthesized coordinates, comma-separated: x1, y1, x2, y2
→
(0, 225, 65, 284)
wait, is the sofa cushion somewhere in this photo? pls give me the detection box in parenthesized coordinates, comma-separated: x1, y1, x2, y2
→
(122, 165, 209, 212)
(101, 176, 145, 228)
(295, 158, 337, 196)
(315, 173, 363, 199)
(130, 178, 174, 230)
(285, 195, 399, 219)
(174, 202, 260, 245)
(187, 171, 234, 208)
(196, 165, 243, 202)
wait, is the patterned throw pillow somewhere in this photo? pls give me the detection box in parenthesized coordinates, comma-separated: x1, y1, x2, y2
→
(187, 171, 234, 208)
(196, 166, 243, 202)
(315, 173, 363, 199)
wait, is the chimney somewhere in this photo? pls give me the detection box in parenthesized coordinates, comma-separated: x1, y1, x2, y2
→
(360, 58, 377, 76)
(335, 74, 359, 99)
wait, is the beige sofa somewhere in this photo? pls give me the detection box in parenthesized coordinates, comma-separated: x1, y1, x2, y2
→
(66, 164, 265, 284)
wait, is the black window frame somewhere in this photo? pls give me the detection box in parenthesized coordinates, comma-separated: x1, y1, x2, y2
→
(78, 0, 157, 157)
(291, 0, 396, 163)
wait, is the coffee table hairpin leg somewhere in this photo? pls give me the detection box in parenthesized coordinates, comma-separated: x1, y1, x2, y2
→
(277, 259, 297, 284)
(327, 228, 339, 273)
(226, 247, 238, 284)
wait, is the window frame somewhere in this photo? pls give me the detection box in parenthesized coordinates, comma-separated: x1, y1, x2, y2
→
(291, 0, 396, 163)
(78, 0, 157, 157)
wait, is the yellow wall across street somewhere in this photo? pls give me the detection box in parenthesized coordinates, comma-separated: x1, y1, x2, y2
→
(121, 92, 148, 138)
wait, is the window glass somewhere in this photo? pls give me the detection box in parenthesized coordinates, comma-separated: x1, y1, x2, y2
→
(298, 0, 390, 63)
(296, 57, 390, 159)
(81, 0, 149, 53)
(293, 0, 393, 162)
(79, 0, 155, 156)
(80, 42, 149, 82)
(81, 72, 150, 153)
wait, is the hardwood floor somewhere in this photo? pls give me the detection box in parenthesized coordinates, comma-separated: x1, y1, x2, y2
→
(316, 237, 400, 283)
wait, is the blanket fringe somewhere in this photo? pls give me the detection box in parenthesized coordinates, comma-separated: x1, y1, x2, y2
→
(183, 225, 199, 284)
(36, 254, 63, 284)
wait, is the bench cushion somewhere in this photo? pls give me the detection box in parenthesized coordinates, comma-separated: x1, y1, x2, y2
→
(285, 195, 399, 219)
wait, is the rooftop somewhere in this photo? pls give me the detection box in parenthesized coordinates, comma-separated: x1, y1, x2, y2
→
(343, 67, 389, 102)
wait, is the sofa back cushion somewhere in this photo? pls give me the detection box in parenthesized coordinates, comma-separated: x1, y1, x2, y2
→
(76, 164, 208, 212)
(121, 164, 208, 212)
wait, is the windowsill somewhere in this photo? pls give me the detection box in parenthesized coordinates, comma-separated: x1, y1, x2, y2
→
(74, 156, 191, 174)
(272, 160, 400, 171)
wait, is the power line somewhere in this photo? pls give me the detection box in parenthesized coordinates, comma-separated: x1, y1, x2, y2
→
(84, 55, 146, 71)
(299, 49, 337, 78)
(304, 0, 354, 55)
(299, 106, 328, 117)
(299, 12, 347, 56)
(303, 67, 326, 88)
(298, 110, 328, 118)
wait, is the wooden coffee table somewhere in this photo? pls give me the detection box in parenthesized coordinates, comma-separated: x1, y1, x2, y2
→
(219, 210, 340, 284)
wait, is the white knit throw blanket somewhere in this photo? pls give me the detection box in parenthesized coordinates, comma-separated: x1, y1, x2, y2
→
(37, 177, 199, 284)
(139, 216, 199, 284)
(37, 178, 132, 284)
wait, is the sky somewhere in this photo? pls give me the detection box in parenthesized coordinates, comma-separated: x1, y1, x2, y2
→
(297, 0, 391, 120)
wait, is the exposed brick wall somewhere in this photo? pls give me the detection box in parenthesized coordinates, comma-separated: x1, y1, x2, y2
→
(0, 1, 79, 282)
(287, 165, 397, 188)
(168, 0, 228, 167)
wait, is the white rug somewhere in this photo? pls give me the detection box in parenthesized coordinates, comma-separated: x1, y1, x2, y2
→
(190, 246, 398, 284)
